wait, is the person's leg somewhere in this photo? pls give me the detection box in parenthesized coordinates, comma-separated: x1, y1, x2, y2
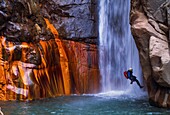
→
(129, 76, 133, 84)
(134, 79, 143, 88)
(130, 80, 133, 84)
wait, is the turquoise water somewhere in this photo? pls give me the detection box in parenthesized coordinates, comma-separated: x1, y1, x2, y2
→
(0, 93, 170, 115)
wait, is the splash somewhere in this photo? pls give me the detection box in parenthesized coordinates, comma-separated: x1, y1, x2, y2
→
(99, 0, 144, 95)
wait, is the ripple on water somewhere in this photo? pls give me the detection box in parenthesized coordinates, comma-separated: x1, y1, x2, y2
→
(0, 95, 170, 115)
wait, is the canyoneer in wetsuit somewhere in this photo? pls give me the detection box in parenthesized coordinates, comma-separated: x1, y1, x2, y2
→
(124, 68, 143, 88)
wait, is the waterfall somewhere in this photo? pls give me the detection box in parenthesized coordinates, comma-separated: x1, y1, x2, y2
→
(99, 0, 143, 93)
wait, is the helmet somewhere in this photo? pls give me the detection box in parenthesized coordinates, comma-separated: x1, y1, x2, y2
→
(129, 68, 133, 71)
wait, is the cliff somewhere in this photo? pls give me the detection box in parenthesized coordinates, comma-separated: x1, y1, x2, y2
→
(40, 0, 98, 43)
(0, 0, 100, 100)
(130, 0, 170, 108)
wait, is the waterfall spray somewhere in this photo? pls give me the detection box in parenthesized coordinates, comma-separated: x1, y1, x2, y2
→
(99, 0, 143, 93)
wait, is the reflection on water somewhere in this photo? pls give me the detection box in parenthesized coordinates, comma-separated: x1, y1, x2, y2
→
(0, 95, 170, 115)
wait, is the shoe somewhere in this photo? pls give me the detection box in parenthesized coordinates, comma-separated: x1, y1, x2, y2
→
(140, 86, 144, 88)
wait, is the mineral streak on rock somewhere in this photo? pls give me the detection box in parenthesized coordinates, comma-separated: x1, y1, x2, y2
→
(0, 0, 100, 101)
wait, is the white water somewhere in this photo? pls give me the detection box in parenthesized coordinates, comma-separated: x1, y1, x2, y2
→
(99, 0, 144, 95)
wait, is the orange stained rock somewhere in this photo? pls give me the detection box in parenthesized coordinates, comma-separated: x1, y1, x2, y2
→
(44, 18, 71, 95)
(0, 19, 100, 100)
(0, 43, 6, 100)
(44, 18, 59, 38)
(62, 40, 100, 94)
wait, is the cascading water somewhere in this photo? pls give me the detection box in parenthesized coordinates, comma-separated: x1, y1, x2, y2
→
(99, 0, 144, 94)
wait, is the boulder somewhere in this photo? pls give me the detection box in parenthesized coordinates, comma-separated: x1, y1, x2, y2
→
(130, 0, 170, 108)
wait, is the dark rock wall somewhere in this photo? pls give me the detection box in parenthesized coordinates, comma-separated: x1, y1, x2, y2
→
(40, 0, 98, 44)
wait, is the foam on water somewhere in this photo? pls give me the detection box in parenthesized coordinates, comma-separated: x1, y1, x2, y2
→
(94, 90, 147, 99)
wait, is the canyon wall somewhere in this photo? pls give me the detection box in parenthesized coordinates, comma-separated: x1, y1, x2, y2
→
(0, 0, 100, 100)
(40, 0, 98, 43)
(130, 0, 170, 108)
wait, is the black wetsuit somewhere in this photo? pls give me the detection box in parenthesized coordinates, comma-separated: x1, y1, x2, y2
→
(127, 70, 143, 88)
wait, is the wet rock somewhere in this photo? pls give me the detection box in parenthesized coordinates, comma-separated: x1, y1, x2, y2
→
(0, 0, 100, 100)
(130, 0, 170, 108)
(40, 0, 98, 42)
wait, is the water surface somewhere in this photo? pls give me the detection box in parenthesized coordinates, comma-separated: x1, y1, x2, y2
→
(0, 92, 170, 115)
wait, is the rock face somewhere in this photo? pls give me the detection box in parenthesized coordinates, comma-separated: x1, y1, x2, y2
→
(130, 0, 170, 108)
(0, 0, 100, 100)
(40, 0, 98, 44)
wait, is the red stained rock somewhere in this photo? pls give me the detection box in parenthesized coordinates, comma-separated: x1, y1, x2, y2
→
(0, 0, 100, 101)
(0, 25, 100, 101)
